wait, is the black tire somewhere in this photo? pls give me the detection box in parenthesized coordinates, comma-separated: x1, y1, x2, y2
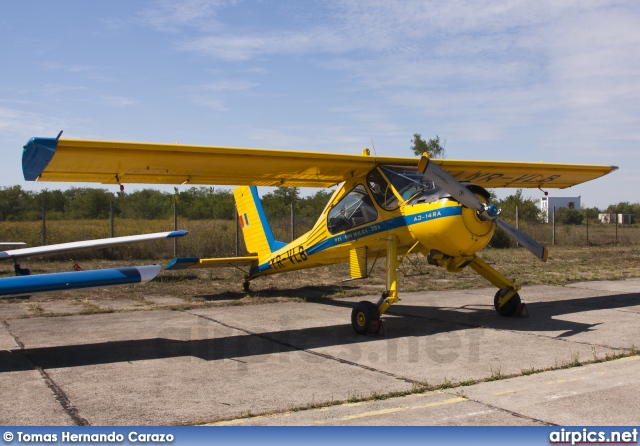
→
(364, 301, 380, 320)
(494, 289, 521, 317)
(351, 301, 379, 335)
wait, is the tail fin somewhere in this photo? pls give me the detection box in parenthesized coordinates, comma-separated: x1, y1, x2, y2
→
(234, 186, 286, 260)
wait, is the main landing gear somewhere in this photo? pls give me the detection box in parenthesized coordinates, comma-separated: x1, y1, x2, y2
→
(494, 288, 521, 317)
(351, 236, 399, 335)
(350, 240, 525, 335)
(351, 301, 380, 335)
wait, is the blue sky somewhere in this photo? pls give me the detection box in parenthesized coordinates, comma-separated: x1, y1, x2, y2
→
(1, 0, 638, 209)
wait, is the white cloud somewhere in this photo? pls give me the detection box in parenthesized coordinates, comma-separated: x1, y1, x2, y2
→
(39, 62, 95, 73)
(0, 107, 60, 139)
(138, 0, 237, 32)
(203, 80, 258, 92)
(190, 96, 228, 111)
(102, 95, 137, 107)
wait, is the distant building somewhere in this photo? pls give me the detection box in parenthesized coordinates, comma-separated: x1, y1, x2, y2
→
(540, 196, 581, 223)
(598, 213, 635, 224)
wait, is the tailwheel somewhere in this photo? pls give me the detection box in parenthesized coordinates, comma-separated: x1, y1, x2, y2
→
(351, 301, 380, 335)
(242, 279, 250, 292)
(494, 289, 521, 317)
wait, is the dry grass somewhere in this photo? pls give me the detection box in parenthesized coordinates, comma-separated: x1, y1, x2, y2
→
(2, 244, 638, 305)
(3, 218, 638, 260)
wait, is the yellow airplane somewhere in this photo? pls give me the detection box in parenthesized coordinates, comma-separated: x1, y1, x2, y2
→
(22, 134, 617, 334)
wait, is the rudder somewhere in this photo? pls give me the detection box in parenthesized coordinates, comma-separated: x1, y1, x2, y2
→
(234, 186, 286, 260)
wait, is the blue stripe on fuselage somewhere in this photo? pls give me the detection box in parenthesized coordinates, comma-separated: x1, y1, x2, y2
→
(250, 205, 461, 275)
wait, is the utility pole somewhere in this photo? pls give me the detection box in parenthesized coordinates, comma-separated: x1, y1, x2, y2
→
(173, 199, 178, 257)
(291, 202, 295, 242)
(41, 200, 46, 246)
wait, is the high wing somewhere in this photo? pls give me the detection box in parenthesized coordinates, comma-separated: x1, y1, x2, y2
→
(23, 136, 617, 189)
(0, 231, 188, 297)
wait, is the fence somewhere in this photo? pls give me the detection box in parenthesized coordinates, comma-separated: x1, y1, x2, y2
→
(0, 200, 315, 261)
(498, 207, 639, 248)
(1, 202, 637, 261)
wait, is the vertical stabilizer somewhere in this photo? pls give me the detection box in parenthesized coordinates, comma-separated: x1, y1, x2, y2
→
(234, 186, 286, 260)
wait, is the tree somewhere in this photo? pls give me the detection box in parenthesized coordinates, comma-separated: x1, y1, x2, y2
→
(176, 187, 235, 220)
(64, 188, 115, 219)
(262, 187, 300, 220)
(605, 201, 639, 224)
(118, 189, 171, 219)
(556, 207, 584, 225)
(495, 189, 543, 223)
(0, 186, 36, 221)
(489, 190, 543, 249)
(582, 206, 601, 220)
(297, 190, 334, 220)
(410, 133, 446, 158)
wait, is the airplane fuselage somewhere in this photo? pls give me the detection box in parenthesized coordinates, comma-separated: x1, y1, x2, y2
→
(249, 175, 494, 279)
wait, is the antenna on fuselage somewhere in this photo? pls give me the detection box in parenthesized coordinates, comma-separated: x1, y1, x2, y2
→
(370, 139, 377, 157)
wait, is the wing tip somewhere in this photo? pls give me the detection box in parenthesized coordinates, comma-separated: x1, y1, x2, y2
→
(134, 264, 162, 282)
(22, 135, 60, 181)
(167, 230, 190, 238)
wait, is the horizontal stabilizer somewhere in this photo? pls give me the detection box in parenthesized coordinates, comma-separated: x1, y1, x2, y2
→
(165, 256, 259, 270)
(0, 230, 189, 261)
(0, 265, 160, 297)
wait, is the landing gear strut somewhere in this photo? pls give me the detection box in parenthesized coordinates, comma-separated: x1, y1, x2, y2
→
(469, 256, 522, 317)
(242, 277, 251, 292)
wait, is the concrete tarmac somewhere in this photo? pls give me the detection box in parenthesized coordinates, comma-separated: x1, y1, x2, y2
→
(1, 279, 638, 426)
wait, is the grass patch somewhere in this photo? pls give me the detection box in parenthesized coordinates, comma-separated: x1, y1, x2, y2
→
(3, 244, 639, 306)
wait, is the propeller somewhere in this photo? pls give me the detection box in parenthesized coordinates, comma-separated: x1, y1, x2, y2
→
(418, 155, 548, 262)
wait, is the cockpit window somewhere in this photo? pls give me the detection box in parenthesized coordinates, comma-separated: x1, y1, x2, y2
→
(380, 166, 437, 202)
(327, 184, 378, 234)
(366, 168, 398, 210)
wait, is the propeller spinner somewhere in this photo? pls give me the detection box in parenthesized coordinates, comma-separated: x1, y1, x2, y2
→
(418, 155, 548, 262)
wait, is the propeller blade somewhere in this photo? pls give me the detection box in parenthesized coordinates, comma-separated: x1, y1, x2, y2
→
(495, 218, 548, 262)
(418, 154, 548, 262)
(418, 155, 483, 211)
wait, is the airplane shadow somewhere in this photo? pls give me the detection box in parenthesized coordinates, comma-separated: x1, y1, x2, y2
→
(194, 285, 359, 301)
(1, 290, 638, 373)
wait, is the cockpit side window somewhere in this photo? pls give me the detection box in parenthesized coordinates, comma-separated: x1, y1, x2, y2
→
(366, 168, 399, 210)
(327, 184, 378, 234)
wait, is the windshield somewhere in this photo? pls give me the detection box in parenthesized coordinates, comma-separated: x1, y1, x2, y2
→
(379, 166, 436, 202)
